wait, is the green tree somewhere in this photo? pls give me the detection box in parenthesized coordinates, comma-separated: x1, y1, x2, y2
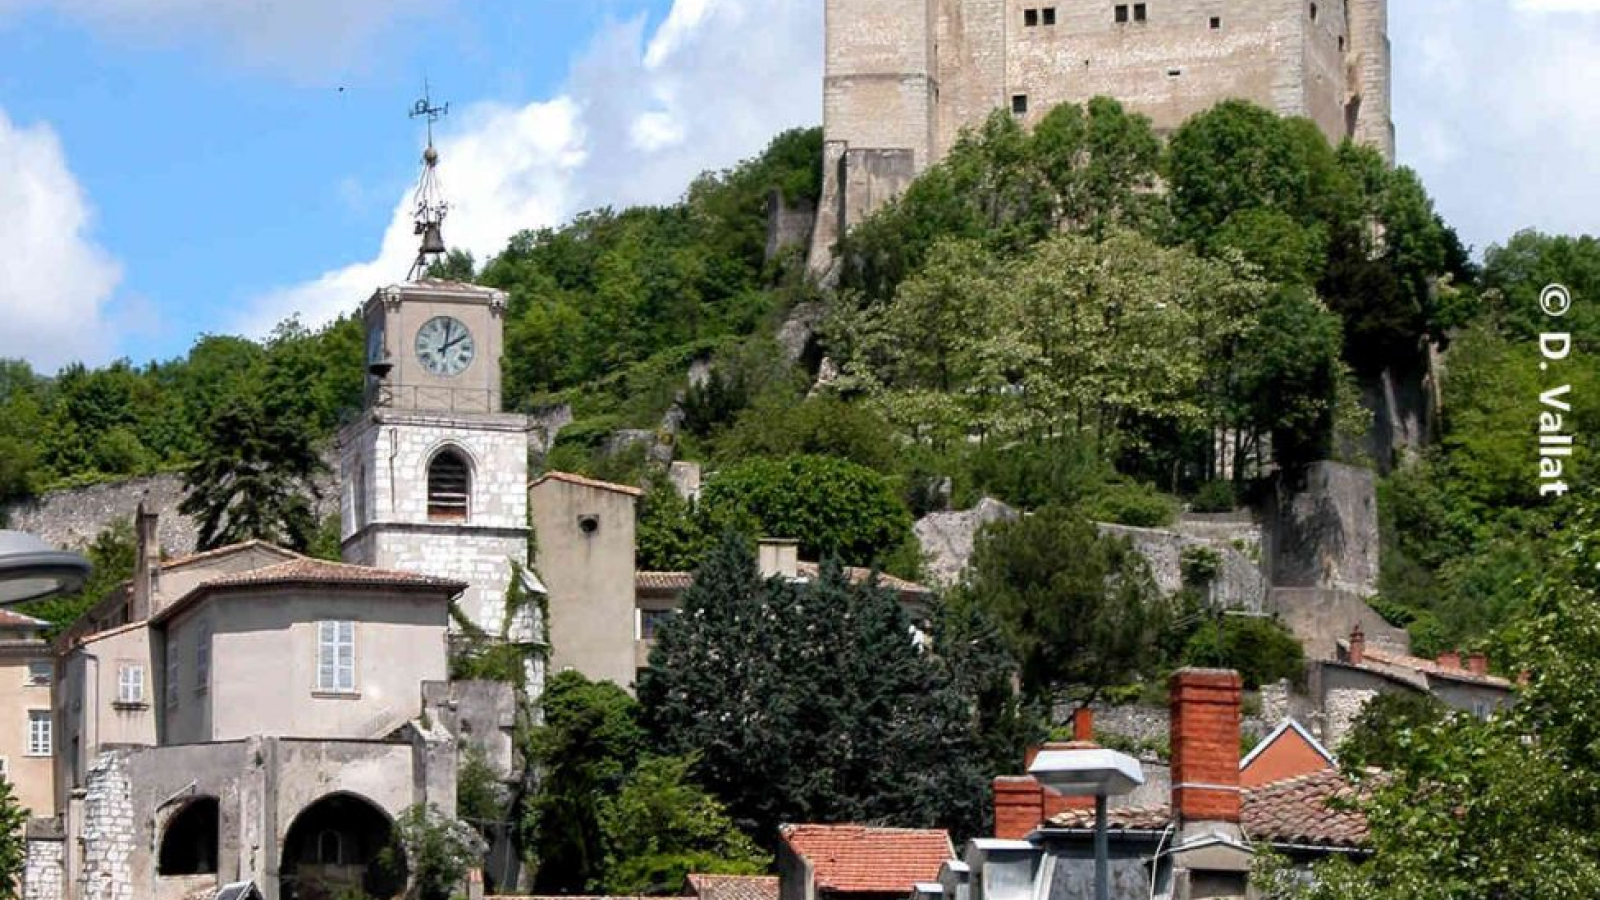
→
(1231, 287, 1348, 470)
(1179, 616, 1305, 690)
(639, 533, 990, 841)
(21, 517, 137, 632)
(596, 755, 769, 894)
(1336, 691, 1447, 772)
(0, 776, 29, 898)
(179, 393, 325, 552)
(382, 803, 488, 900)
(699, 455, 913, 566)
(522, 671, 646, 892)
(958, 506, 1168, 702)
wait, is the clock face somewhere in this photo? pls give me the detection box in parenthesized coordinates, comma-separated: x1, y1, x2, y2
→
(415, 316, 475, 377)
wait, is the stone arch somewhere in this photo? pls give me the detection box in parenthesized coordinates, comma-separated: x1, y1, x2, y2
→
(157, 795, 220, 876)
(425, 443, 474, 522)
(279, 792, 406, 900)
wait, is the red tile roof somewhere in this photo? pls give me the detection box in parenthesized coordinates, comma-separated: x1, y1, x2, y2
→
(781, 824, 954, 894)
(1357, 646, 1514, 689)
(151, 557, 467, 623)
(636, 565, 930, 597)
(532, 471, 644, 497)
(686, 874, 779, 900)
(1045, 769, 1370, 850)
(159, 539, 298, 571)
(0, 609, 49, 630)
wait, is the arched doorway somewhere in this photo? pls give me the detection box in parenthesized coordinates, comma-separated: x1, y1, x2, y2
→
(280, 794, 406, 900)
(159, 796, 220, 876)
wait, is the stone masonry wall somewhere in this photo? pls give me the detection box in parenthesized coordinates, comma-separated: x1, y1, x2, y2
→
(80, 751, 135, 900)
(22, 824, 64, 900)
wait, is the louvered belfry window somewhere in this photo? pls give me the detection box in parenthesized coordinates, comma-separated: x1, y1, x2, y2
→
(427, 449, 470, 520)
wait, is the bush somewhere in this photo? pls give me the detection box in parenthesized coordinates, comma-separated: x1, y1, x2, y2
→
(1190, 480, 1238, 513)
(1082, 480, 1178, 528)
(1180, 616, 1305, 689)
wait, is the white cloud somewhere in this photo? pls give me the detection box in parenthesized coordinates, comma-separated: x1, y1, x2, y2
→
(0, 0, 445, 77)
(1395, 0, 1600, 254)
(234, 0, 823, 335)
(0, 107, 121, 372)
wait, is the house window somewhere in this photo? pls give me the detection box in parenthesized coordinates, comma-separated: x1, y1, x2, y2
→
(1012, 94, 1029, 115)
(166, 635, 180, 708)
(0, 757, 7, 779)
(118, 664, 146, 705)
(1115, 4, 1129, 23)
(426, 449, 471, 521)
(1310, 2, 1318, 21)
(195, 624, 211, 694)
(317, 621, 356, 693)
(26, 710, 50, 756)
(1043, 7, 1056, 25)
(1339, 35, 1346, 51)
(1024, 8, 1038, 26)
(25, 661, 51, 687)
(1210, 16, 1222, 29)
(639, 609, 677, 641)
(1134, 3, 1147, 21)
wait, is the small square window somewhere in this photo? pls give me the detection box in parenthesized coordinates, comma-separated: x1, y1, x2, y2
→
(1024, 8, 1039, 26)
(1167, 68, 1183, 78)
(118, 664, 146, 705)
(1115, 4, 1129, 23)
(1210, 16, 1222, 29)
(25, 661, 51, 687)
(1043, 7, 1057, 25)
(1012, 94, 1029, 115)
(1134, 3, 1147, 21)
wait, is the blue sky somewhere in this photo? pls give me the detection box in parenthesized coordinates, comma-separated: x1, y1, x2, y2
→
(0, 0, 1597, 372)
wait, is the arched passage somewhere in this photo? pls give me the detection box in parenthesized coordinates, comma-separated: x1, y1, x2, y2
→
(426, 447, 471, 521)
(158, 796, 220, 876)
(280, 793, 406, 900)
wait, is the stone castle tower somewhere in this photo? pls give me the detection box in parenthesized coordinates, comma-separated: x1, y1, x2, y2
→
(811, 0, 1392, 260)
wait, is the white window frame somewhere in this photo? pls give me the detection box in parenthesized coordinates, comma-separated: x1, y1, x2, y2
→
(317, 621, 356, 694)
(0, 756, 8, 780)
(26, 709, 51, 757)
(24, 660, 51, 687)
(196, 623, 212, 694)
(117, 663, 146, 705)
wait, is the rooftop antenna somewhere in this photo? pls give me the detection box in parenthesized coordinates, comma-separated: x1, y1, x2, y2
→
(408, 81, 450, 281)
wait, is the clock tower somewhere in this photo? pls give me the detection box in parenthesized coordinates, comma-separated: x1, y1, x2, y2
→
(336, 102, 536, 647)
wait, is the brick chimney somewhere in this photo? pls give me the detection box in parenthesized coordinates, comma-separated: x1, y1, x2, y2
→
(1437, 650, 1463, 670)
(757, 538, 800, 580)
(1348, 625, 1366, 665)
(1071, 707, 1094, 742)
(1170, 668, 1242, 825)
(1466, 652, 1488, 676)
(992, 777, 1046, 840)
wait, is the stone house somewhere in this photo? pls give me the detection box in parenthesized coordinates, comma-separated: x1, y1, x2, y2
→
(1311, 626, 1515, 746)
(28, 520, 516, 900)
(1, 608, 56, 819)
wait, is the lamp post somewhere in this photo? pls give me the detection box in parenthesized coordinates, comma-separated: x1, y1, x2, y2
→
(0, 530, 91, 605)
(1029, 746, 1144, 900)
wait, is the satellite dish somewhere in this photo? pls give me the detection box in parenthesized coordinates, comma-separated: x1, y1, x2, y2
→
(0, 530, 91, 605)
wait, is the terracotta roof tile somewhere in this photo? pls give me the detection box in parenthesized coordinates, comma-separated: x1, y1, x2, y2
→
(781, 824, 953, 894)
(532, 471, 644, 497)
(686, 874, 779, 900)
(158, 539, 298, 571)
(197, 557, 467, 592)
(636, 566, 930, 597)
(637, 571, 696, 591)
(1045, 770, 1370, 849)
(1359, 646, 1513, 689)
(0, 609, 49, 630)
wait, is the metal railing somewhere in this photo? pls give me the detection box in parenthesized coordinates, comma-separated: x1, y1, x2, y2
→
(366, 382, 503, 414)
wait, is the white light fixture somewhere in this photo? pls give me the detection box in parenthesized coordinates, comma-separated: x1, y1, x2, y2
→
(1029, 746, 1144, 900)
(0, 530, 91, 605)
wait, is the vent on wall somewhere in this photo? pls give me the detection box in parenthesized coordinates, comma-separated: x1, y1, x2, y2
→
(1210, 16, 1222, 29)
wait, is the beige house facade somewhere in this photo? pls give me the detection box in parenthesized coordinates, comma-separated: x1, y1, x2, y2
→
(1, 609, 56, 820)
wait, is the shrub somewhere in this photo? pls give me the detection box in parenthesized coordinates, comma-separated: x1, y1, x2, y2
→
(1180, 616, 1305, 689)
(1082, 480, 1178, 528)
(1190, 480, 1238, 513)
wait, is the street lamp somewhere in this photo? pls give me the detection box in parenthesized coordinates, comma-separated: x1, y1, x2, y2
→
(0, 530, 91, 605)
(1029, 746, 1144, 900)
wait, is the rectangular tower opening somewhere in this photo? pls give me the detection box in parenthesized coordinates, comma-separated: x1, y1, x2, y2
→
(1025, 8, 1039, 26)
(1210, 16, 1222, 29)
(1134, 3, 1147, 21)
(1043, 7, 1056, 25)
(1011, 94, 1029, 115)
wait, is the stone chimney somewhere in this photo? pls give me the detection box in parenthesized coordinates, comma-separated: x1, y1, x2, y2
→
(1437, 650, 1463, 670)
(1466, 652, 1488, 677)
(130, 502, 160, 621)
(1348, 625, 1366, 665)
(758, 538, 800, 580)
(1170, 668, 1242, 826)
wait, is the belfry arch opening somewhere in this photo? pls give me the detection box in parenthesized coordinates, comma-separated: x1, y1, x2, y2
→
(427, 447, 471, 521)
(158, 796, 220, 876)
(280, 793, 405, 900)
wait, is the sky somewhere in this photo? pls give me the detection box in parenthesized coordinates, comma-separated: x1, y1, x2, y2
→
(0, 0, 1596, 373)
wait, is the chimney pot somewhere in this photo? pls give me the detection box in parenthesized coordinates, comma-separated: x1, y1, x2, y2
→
(1437, 650, 1463, 670)
(1466, 652, 1488, 676)
(1072, 707, 1094, 743)
(1348, 625, 1366, 665)
(1169, 668, 1243, 825)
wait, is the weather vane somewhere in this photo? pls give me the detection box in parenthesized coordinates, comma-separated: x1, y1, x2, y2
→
(408, 81, 450, 281)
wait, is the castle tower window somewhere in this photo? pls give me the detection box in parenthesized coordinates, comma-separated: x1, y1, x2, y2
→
(1210, 16, 1221, 29)
(427, 449, 471, 520)
(1012, 94, 1029, 115)
(1310, 3, 1318, 21)
(1134, 3, 1147, 22)
(1025, 8, 1039, 26)
(1043, 7, 1056, 25)
(1115, 4, 1129, 23)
